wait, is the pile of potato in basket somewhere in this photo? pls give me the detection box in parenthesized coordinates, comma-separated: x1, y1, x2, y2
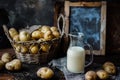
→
(8, 25, 61, 54)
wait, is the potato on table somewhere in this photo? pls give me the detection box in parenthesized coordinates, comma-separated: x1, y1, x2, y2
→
(103, 61, 116, 74)
(85, 70, 97, 80)
(37, 67, 54, 79)
(96, 70, 109, 80)
(5, 59, 22, 71)
(1, 52, 12, 63)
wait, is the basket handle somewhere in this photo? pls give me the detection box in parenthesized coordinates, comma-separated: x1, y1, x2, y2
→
(2, 25, 12, 42)
(57, 14, 65, 37)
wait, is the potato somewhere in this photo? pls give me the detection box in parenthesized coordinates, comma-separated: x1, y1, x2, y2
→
(38, 38, 46, 42)
(31, 30, 44, 39)
(13, 34, 20, 41)
(1, 53, 12, 63)
(30, 45, 39, 54)
(103, 61, 115, 67)
(41, 44, 50, 52)
(85, 70, 97, 80)
(14, 44, 21, 52)
(52, 31, 60, 38)
(103, 62, 116, 74)
(5, 59, 22, 71)
(37, 67, 54, 79)
(50, 26, 58, 32)
(41, 26, 51, 33)
(0, 60, 5, 70)
(14, 44, 28, 53)
(96, 70, 109, 80)
(44, 31, 54, 41)
(20, 45, 28, 53)
(9, 28, 18, 39)
(19, 31, 31, 41)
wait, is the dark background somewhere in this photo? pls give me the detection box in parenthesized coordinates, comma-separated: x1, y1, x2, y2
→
(0, 0, 120, 55)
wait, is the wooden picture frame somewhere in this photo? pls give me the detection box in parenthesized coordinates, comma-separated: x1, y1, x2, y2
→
(64, 1, 107, 55)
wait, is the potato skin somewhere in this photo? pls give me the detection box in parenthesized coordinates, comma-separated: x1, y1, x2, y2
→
(52, 31, 60, 38)
(103, 62, 115, 67)
(50, 26, 58, 32)
(9, 28, 18, 39)
(96, 70, 109, 80)
(19, 31, 31, 41)
(44, 31, 54, 41)
(5, 59, 22, 71)
(41, 26, 51, 33)
(1, 53, 12, 63)
(31, 30, 44, 39)
(37, 67, 54, 79)
(41, 44, 50, 52)
(30, 45, 39, 54)
(85, 70, 97, 80)
(103, 62, 116, 74)
(20, 45, 28, 53)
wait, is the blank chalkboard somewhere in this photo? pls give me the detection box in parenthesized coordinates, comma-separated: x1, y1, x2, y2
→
(64, 1, 106, 55)
(70, 7, 101, 50)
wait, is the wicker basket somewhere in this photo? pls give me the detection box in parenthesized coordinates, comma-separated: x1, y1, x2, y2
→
(3, 15, 65, 64)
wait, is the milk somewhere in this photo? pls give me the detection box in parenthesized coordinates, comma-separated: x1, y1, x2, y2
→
(67, 46, 85, 73)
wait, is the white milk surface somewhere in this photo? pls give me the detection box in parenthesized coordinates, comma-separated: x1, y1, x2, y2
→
(67, 46, 85, 73)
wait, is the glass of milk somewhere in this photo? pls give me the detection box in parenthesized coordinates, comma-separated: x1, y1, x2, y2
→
(67, 32, 93, 73)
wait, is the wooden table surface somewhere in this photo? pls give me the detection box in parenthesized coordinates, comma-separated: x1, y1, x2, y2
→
(0, 48, 120, 80)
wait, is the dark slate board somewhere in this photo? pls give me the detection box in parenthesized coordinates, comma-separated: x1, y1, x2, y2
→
(70, 7, 101, 50)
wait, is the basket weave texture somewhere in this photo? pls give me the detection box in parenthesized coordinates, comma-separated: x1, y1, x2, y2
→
(3, 25, 62, 64)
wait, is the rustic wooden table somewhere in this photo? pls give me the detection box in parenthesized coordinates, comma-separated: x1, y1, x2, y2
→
(0, 48, 120, 80)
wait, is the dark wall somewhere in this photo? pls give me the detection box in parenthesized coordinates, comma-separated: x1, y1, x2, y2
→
(0, 0, 57, 28)
(0, 9, 10, 49)
(106, 2, 120, 54)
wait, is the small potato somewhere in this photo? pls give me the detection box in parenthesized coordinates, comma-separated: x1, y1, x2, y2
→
(103, 62, 116, 74)
(50, 26, 58, 32)
(19, 31, 31, 41)
(5, 59, 22, 71)
(13, 34, 20, 41)
(41, 44, 50, 52)
(9, 28, 18, 39)
(37, 67, 54, 79)
(30, 45, 39, 54)
(14, 44, 28, 53)
(14, 44, 21, 52)
(31, 30, 44, 39)
(96, 70, 109, 80)
(85, 70, 97, 80)
(20, 45, 28, 53)
(0, 60, 5, 70)
(52, 31, 60, 38)
(44, 31, 54, 41)
(38, 38, 46, 42)
(103, 61, 115, 67)
(41, 26, 51, 33)
(1, 53, 12, 63)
